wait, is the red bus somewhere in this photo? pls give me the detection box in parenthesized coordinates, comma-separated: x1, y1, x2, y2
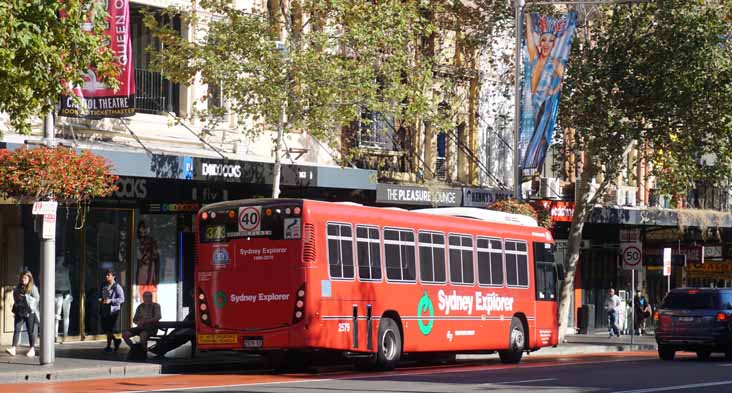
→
(195, 198, 562, 369)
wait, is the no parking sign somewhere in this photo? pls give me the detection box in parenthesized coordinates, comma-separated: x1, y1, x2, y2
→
(621, 242, 643, 270)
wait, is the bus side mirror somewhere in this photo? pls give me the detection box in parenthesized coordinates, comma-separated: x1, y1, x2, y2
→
(555, 264, 566, 281)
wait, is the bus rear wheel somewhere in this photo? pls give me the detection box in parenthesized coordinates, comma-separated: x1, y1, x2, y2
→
(498, 317, 525, 364)
(376, 317, 402, 370)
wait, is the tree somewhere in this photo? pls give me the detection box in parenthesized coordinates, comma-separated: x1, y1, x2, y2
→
(146, 0, 438, 197)
(0, 0, 119, 134)
(0, 147, 118, 226)
(556, 0, 732, 341)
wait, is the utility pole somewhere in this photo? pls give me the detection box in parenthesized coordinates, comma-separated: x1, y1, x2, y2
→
(40, 111, 56, 365)
(271, 42, 289, 199)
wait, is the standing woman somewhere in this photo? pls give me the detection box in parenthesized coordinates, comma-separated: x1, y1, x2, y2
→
(100, 269, 124, 352)
(5, 271, 40, 357)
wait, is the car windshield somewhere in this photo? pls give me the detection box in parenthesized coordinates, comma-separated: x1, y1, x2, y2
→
(662, 292, 717, 310)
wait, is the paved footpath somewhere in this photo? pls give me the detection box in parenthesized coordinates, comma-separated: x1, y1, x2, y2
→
(0, 333, 656, 384)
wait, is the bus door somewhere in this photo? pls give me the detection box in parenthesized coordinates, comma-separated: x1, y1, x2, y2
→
(534, 242, 559, 347)
(197, 201, 305, 332)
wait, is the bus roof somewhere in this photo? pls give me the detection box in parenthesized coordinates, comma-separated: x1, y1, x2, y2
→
(414, 207, 539, 227)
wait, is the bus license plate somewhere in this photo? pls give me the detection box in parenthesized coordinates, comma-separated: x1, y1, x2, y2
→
(244, 337, 263, 348)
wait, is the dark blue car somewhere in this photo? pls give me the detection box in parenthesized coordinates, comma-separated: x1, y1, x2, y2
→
(655, 288, 732, 360)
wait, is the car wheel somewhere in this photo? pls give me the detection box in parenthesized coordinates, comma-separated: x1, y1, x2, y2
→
(696, 350, 711, 360)
(498, 317, 525, 364)
(658, 345, 675, 361)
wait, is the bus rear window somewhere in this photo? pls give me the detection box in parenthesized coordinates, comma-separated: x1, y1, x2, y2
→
(199, 203, 303, 243)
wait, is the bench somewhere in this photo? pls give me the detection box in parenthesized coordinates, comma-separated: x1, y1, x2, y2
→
(147, 320, 196, 358)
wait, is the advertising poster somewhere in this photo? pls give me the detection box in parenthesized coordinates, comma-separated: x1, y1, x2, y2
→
(60, 0, 135, 118)
(519, 12, 577, 179)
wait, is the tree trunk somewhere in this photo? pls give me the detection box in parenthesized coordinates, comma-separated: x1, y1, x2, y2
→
(557, 159, 594, 342)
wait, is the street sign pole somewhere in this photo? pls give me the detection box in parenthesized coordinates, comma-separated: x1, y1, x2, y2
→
(631, 269, 634, 345)
(33, 200, 57, 364)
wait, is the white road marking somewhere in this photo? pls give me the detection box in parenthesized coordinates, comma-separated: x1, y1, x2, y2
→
(493, 378, 558, 384)
(118, 378, 335, 393)
(611, 380, 732, 393)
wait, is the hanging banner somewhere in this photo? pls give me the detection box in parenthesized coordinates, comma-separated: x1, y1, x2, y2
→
(519, 12, 577, 179)
(60, 0, 135, 118)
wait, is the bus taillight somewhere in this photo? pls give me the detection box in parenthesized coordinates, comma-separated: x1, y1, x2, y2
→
(293, 284, 306, 324)
(198, 288, 212, 326)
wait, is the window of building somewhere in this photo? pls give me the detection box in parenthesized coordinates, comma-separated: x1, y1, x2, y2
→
(477, 237, 504, 286)
(359, 111, 395, 150)
(418, 231, 446, 283)
(356, 225, 382, 281)
(505, 240, 529, 287)
(448, 234, 474, 285)
(384, 228, 416, 282)
(327, 223, 354, 279)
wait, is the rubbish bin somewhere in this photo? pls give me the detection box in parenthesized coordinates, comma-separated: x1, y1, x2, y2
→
(578, 304, 595, 334)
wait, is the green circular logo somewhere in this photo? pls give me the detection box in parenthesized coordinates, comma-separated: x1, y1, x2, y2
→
(417, 291, 434, 335)
(214, 290, 227, 309)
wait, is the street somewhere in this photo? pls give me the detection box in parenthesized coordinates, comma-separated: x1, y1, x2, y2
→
(7, 351, 732, 393)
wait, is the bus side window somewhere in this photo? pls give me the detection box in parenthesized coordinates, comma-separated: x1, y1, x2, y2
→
(477, 237, 504, 286)
(419, 231, 446, 283)
(356, 225, 382, 281)
(448, 234, 475, 285)
(384, 228, 416, 282)
(327, 222, 355, 279)
(506, 240, 529, 288)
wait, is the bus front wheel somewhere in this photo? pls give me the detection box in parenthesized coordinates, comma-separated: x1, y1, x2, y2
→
(376, 317, 402, 370)
(498, 317, 525, 364)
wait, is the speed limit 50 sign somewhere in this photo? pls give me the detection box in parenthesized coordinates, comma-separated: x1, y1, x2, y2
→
(621, 242, 643, 270)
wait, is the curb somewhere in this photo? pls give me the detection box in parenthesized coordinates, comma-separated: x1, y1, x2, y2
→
(0, 363, 163, 384)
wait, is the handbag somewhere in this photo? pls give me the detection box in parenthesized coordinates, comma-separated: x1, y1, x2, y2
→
(12, 296, 30, 318)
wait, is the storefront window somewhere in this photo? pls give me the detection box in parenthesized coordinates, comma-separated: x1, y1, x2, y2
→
(134, 214, 178, 322)
(83, 210, 132, 336)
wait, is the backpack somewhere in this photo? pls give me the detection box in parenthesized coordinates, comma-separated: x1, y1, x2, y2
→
(12, 293, 30, 318)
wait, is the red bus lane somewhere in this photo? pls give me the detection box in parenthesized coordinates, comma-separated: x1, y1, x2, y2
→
(195, 199, 563, 369)
(0, 352, 659, 393)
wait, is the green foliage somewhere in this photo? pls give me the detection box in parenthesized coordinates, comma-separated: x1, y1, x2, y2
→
(560, 0, 732, 199)
(147, 0, 438, 149)
(0, 0, 119, 134)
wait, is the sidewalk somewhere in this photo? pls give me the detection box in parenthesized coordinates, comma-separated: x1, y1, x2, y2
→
(0, 332, 658, 384)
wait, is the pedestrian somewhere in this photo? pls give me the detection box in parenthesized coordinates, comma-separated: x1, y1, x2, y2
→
(122, 291, 161, 361)
(634, 289, 651, 335)
(605, 288, 621, 338)
(100, 269, 124, 352)
(5, 270, 40, 357)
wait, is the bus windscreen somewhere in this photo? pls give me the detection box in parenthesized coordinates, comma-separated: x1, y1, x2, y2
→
(199, 203, 303, 243)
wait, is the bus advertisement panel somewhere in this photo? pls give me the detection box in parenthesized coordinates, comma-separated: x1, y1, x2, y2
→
(195, 199, 560, 370)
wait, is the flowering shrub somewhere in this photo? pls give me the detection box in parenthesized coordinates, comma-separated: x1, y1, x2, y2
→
(488, 198, 552, 229)
(0, 147, 118, 203)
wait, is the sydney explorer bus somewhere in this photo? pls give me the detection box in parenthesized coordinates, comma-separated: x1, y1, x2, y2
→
(195, 198, 563, 369)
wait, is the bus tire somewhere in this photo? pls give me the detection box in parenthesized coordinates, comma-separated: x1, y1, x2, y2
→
(376, 317, 402, 370)
(498, 317, 525, 364)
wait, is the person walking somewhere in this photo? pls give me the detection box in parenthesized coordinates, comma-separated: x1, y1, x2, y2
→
(6, 270, 40, 357)
(100, 269, 124, 352)
(605, 288, 621, 338)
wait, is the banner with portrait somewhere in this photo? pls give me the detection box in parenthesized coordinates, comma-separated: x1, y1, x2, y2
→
(60, 0, 135, 118)
(519, 12, 577, 180)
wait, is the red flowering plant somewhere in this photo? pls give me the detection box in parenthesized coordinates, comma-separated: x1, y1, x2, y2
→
(0, 147, 118, 226)
(488, 199, 552, 229)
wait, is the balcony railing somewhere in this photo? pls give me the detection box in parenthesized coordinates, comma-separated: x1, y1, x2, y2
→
(134, 68, 178, 115)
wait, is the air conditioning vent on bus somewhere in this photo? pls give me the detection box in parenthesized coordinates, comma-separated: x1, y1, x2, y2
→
(303, 223, 316, 264)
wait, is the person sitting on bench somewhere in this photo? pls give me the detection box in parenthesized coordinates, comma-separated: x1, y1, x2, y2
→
(122, 291, 161, 354)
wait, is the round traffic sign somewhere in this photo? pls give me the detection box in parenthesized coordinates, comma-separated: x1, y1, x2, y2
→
(623, 245, 642, 266)
(238, 207, 260, 231)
